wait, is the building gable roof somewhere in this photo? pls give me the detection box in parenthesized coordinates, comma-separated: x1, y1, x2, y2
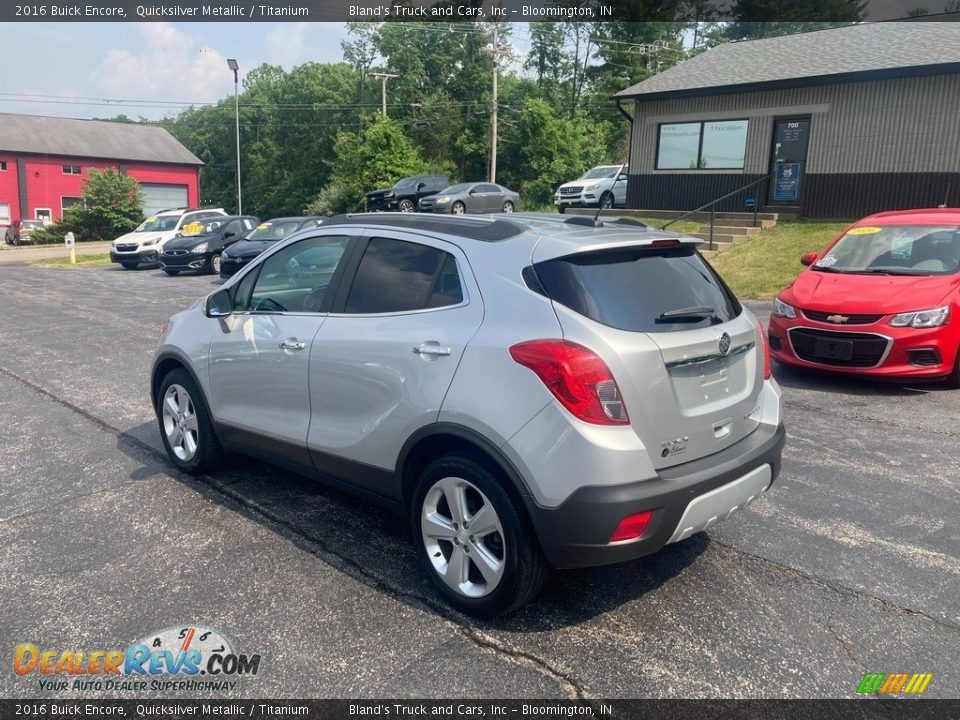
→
(615, 22, 960, 100)
(0, 113, 202, 166)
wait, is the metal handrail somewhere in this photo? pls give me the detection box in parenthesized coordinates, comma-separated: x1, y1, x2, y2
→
(659, 174, 773, 251)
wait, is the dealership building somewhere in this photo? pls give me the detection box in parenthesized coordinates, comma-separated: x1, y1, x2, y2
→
(0, 113, 202, 227)
(615, 22, 960, 218)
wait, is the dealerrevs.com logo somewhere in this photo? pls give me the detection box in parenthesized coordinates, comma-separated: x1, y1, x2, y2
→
(14, 626, 262, 692)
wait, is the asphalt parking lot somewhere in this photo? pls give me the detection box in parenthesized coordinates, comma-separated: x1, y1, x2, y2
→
(1, 258, 958, 699)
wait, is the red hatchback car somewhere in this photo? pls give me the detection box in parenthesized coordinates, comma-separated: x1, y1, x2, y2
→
(768, 208, 960, 387)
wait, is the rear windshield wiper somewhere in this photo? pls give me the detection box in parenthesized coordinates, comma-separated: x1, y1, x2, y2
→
(655, 306, 717, 323)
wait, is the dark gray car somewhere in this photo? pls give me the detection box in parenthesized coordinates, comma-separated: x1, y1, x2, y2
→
(419, 183, 520, 215)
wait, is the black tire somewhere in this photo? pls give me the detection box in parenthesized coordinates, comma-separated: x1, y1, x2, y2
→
(163, 268, 181, 276)
(156, 368, 223, 475)
(502, 201, 515, 213)
(209, 253, 222, 275)
(556, 206, 566, 214)
(599, 192, 614, 210)
(398, 198, 416, 213)
(452, 201, 466, 215)
(411, 453, 550, 618)
(120, 262, 139, 270)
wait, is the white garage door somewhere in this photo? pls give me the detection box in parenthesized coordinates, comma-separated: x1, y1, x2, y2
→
(140, 183, 188, 215)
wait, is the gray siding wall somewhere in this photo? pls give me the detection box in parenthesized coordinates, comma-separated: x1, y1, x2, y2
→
(630, 74, 960, 176)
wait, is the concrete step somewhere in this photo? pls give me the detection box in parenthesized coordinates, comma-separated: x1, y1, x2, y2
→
(697, 224, 763, 236)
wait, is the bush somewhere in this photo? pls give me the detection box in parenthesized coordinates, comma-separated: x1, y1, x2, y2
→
(29, 169, 143, 244)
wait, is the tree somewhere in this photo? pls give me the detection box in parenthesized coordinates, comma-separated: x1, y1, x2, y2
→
(307, 114, 430, 214)
(501, 100, 609, 207)
(31, 169, 143, 243)
(724, 0, 866, 39)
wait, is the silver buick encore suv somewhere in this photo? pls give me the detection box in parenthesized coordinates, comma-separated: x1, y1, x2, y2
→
(152, 212, 785, 617)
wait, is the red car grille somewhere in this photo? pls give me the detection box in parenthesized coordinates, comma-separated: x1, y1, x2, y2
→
(803, 309, 884, 325)
(788, 328, 890, 368)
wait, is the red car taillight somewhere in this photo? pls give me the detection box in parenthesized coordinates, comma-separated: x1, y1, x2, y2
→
(509, 340, 629, 425)
(757, 320, 772, 380)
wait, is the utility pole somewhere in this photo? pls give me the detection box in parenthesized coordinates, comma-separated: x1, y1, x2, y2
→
(370, 72, 399, 117)
(489, 24, 499, 183)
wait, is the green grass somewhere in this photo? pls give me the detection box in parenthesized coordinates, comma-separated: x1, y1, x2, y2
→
(711, 221, 849, 299)
(32, 253, 112, 268)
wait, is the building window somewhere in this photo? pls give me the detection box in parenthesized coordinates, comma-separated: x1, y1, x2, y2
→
(0, 161, 7, 171)
(62, 196, 83, 214)
(62, 165, 82, 175)
(656, 119, 749, 170)
(0, 203, 10, 224)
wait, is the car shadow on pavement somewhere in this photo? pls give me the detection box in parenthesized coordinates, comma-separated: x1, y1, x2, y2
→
(116, 423, 707, 627)
(773, 363, 949, 396)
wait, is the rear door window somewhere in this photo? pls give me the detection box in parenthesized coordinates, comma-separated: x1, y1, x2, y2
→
(344, 237, 463, 314)
(529, 246, 741, 332)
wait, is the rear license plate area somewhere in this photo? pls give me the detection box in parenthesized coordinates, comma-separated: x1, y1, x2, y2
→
(814, 338, 853, 361)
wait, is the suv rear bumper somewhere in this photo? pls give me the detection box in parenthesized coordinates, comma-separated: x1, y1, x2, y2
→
(526, 422, 786, 569)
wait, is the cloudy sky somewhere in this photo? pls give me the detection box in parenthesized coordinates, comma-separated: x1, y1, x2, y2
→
(0, 22, 537, 121)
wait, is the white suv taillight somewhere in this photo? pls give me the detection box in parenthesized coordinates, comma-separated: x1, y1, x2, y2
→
(509, 340, 629, 425)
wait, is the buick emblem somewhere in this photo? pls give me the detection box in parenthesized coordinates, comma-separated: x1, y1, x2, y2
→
(718, 332, 731, 356)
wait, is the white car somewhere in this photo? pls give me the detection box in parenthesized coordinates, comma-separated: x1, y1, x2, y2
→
(554, 164, 628, 214)
(110, 207, 227, 269)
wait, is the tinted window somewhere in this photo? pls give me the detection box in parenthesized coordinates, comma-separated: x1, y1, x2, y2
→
(245, 220, 304, 242)
(531, 247, 741, 333)
(476, 184, 499, 193)
(246, 236, 350, 313)
(345, 237, 462, 314)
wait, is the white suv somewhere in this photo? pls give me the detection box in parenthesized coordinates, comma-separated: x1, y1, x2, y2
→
(555, 164, 628, 214)
(110, 207, 227, 269)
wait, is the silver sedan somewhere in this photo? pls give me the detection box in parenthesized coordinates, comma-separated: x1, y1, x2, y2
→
(418, 182, 520, 214)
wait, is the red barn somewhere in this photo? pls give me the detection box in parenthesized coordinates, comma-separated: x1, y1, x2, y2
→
(0, 113, 202, 228)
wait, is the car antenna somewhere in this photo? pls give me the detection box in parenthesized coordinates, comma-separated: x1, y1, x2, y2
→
(939, 182, 952, 208)
(592, 203, 604, 225)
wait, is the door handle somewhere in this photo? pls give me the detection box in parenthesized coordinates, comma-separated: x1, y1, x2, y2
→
(279, 339, 306, 351)
(413, 343, 451, 357)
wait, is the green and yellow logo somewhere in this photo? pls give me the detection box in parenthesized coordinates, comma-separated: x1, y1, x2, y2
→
(857, 672, 933, 695)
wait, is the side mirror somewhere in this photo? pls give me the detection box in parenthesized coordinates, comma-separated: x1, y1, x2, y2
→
(800, 252, 819, 266)
(205, 288, 232, 318)
(223, 230, 236, 239)
(416, 182, 426, 190)
(617, 173, 627, 182)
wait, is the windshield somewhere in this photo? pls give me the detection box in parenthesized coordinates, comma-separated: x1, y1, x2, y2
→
(531, 246, 741, 333)
(135, 215, 179, 232)
(580, 166, 620, 180)
(815, 225, 960, 275)
(441, 184, 472, 195)
(178, 218, 225, 237)
(243, 220, 303, 242)
(393, 177, 423, 189)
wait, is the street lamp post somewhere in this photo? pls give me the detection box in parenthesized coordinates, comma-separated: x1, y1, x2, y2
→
(227, 58, 242, 214)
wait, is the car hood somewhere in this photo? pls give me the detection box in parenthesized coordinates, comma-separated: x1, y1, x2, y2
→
(225, 239, 275, 257)
(784, 269, 959, 313)
(113, 230, 168, 245)
(164, 235, 213, 251)
(366, 187, 394, 197)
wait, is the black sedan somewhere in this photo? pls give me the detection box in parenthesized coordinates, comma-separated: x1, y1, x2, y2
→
(160, 216, 259, 276)
(219, 216, 325, 278)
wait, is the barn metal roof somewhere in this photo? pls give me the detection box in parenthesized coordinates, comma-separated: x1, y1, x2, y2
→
(615, 22, 960, 100)
(0, 113, 202, 165)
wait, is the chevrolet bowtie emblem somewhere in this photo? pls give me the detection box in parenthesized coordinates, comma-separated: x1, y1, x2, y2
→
(827, 314, 850, 323)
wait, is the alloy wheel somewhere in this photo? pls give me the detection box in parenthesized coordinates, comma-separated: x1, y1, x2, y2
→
(162, 384, 199, 461)
(421, 476, 506, 598)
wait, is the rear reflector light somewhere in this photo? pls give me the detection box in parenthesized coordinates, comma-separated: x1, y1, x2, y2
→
(650, 239, 680, 247)
(509, 340, 629, 425)
(610, 510, 653, 542)
(757, 321, 772, 379)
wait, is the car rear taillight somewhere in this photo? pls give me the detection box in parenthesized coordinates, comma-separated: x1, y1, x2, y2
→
(757, 321, 772, 380)
(509, 340, 629, 425)
(610, 510, 653, 542)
